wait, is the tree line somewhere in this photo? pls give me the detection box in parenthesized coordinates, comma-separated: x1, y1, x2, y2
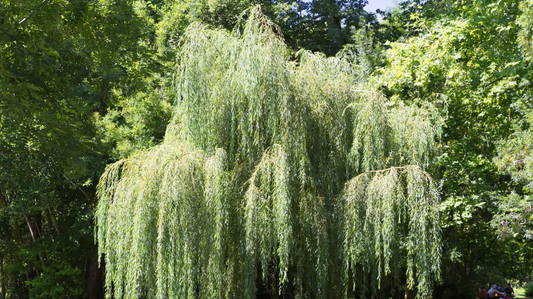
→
(0, 0, 532, 298)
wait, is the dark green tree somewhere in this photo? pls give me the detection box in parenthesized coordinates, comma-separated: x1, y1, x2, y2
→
(284, 0, 373, 55)
(374, 0, 533, 292)
(0, 0, 169, 297)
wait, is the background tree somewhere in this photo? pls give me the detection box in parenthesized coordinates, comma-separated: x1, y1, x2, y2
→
(490, 0, 533, 283)
(0, 0, 169, 297)
(279, 0, 374, 55)
(2, 0, 533, 297)
(375, 0, 533, 293)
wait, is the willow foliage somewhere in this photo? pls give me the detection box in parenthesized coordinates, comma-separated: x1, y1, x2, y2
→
(96, 9, 443, 299)
(343, 166, 441, 298)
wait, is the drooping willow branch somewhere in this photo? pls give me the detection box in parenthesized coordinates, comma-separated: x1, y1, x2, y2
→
(342, 165, 441, 298)
(96, 8, 444, 299)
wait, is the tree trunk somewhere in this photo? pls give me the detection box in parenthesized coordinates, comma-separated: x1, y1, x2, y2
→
(450, 226, 457, 286)
(24, 214, 45, 269)
(85, 246, 104, 299)
(0, 256, 6, 299)
(467, 241, 475, 285)
(326, 14, 342, 54)
(46, 208, 61, 236)
(24, 215, 37, 242)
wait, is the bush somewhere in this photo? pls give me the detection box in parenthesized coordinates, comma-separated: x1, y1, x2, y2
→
(524, 282, 533, 297)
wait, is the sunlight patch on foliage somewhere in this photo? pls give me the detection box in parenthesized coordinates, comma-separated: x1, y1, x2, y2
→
(96, 9, 443, 299)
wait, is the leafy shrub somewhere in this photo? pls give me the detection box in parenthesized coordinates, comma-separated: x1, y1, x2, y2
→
(524, 282, 533, 297)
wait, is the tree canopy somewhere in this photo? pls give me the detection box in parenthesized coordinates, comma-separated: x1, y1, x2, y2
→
(1, 0, 533, 298)
(95, 11, 443, 299)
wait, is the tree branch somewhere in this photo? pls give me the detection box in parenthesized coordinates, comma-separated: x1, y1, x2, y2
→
(63, 174, 92, 202)
(47, 207, 61, 236)
(351, 165, 433, 181)
(18, 0, 50, 25)
(24, 215, 37, 242)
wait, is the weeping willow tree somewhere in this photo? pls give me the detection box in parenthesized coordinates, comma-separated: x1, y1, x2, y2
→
(96, 9, 443, 299)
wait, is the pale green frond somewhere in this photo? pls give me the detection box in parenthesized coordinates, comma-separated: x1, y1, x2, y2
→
(342, 166, 441, 299)
(96, 9, 443, 299)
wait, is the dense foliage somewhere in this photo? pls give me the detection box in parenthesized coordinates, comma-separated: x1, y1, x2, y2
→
(96, 13, 442, 298)
(375, 0, 533, 291)
(1, 0, 532, 298)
